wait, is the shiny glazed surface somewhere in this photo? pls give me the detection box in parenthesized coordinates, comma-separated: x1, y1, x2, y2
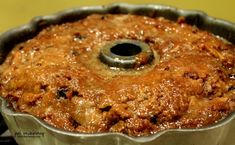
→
(0, 14, 235, 136)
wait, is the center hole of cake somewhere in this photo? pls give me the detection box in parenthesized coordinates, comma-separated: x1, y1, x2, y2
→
(110, 43, 142, 56)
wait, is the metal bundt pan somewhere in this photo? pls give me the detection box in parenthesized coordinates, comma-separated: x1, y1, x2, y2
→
(0, 3, 235, 145)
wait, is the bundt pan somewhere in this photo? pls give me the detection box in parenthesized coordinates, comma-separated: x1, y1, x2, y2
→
(0, 3, 235, 145)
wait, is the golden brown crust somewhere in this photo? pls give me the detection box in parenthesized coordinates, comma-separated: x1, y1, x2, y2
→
(0, 14, 235, 136)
